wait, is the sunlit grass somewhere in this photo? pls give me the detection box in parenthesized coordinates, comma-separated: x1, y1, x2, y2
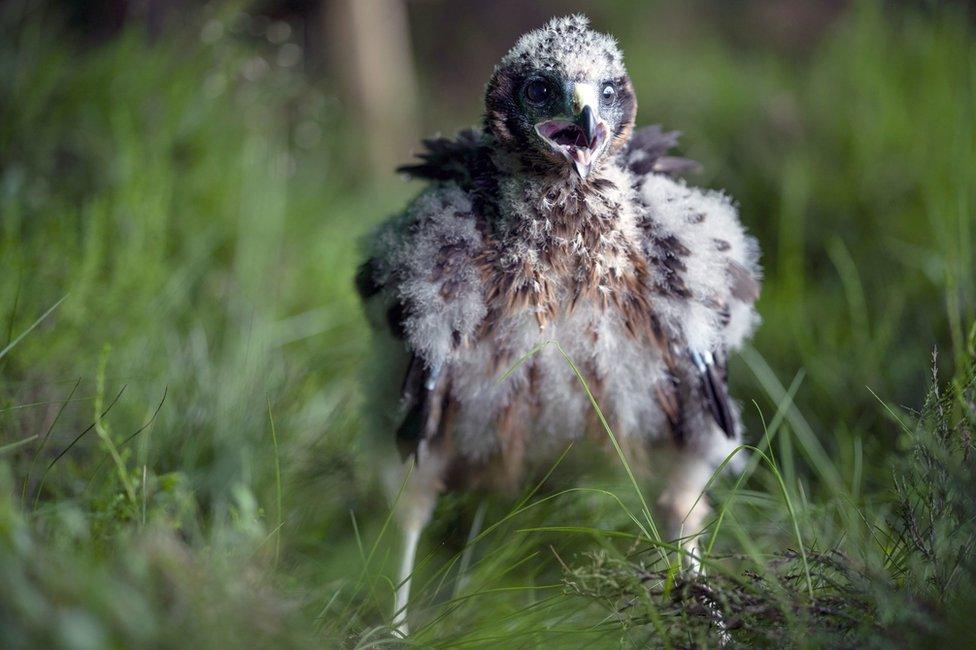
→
(1, 1, 975, 647)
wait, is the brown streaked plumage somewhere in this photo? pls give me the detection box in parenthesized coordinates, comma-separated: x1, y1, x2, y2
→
(356, 15, 762, 635)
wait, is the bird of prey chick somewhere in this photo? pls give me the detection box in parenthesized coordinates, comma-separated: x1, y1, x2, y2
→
(356, 15, 761, 635)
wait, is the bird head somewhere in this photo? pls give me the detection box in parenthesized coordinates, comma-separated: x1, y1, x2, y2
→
(485, 15, 637, 180)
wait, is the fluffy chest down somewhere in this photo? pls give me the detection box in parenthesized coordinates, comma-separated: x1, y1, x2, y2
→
(448, 297, 674, 462)
(361, 153, 760, 483)
(446, 171, 678, 461)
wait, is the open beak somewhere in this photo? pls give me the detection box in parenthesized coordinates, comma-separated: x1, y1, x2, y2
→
(534, 83, 608, 179)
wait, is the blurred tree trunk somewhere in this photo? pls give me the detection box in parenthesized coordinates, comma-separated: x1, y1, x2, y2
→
(322, 0, 420, 179)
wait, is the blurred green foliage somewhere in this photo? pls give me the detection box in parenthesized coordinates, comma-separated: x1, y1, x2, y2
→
(0, 1, 974, 647)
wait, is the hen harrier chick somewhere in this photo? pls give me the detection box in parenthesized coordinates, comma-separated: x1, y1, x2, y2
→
(356, 15, 761, 634)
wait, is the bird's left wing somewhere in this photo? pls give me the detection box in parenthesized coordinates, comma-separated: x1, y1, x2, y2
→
(633, 143, 761, 442)
(689, 349, 735, 438)
(621, 125, 700, 178)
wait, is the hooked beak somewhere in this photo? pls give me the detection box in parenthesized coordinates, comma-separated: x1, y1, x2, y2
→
(578, 105, 598, 152)
(534, 83, 608, 179)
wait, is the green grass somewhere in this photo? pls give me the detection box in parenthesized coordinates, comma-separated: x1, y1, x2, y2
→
(1, 1, 975, 647)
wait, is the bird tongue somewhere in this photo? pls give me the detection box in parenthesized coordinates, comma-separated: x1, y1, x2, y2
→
(538, 121, 595, 149)
(568, 146, 592, 178)
(568, 145, 591, 166)
(536, 119, 606, 178)
(558, 126, 590, 148)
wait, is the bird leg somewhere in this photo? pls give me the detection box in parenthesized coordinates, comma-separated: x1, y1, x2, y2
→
(453, 499, 488, 597)
(656, 453, 717, 573)
(393, 521, 424, 636)
(391, 448, 445, 637)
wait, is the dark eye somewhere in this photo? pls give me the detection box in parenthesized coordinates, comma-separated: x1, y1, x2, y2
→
(524, 79, 551, 104)
(602, 83, 616, 101)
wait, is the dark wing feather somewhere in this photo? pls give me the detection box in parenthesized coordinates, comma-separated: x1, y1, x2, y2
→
(356, 258, 450, 460)
(689, 349, 735, 438)
(395, 354, 447, 460)
(623, 125, 700, 177)
(396, 128, 484, 183)
(396, 128, 499, 218)
(354, 257, 383, 299)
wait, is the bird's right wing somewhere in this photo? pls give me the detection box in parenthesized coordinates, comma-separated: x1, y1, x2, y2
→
(356, 261, 450, 459)
(397, 128, 487, 185)
(394, 354, 448, 460)
(356, 183, 489, 460)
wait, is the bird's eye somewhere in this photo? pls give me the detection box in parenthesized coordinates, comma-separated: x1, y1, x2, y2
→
(602, 83, 616, 101)
(524, 79, 551, 104)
